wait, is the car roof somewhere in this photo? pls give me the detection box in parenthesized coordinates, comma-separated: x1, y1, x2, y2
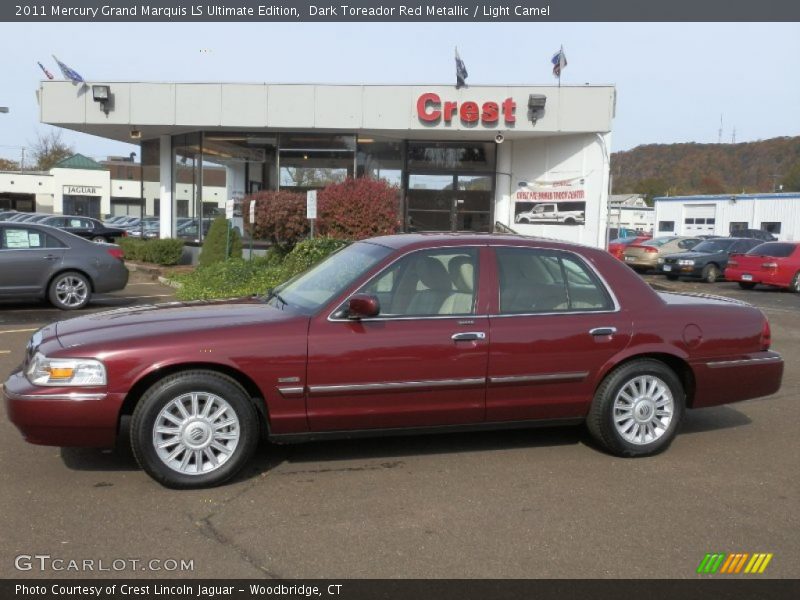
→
(362, 232, 600, 253)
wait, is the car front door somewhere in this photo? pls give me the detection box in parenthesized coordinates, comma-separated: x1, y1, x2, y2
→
(305, 246, 491, 431)
(486, 246, 633, 422)
(0, 226, 66, 296)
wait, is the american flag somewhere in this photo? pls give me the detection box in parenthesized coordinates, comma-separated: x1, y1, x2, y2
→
(52, 55, 84, 84)
(37, 61, 54, 80)
(455, 48, 468, 89)
(551, 46, 568, 78)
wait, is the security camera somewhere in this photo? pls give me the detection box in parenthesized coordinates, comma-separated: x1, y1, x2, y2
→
(495, 132, 504, 144)
(129, 129, 142, 139)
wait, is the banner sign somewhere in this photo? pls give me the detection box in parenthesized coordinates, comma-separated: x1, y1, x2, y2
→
(513, 177, 586, 226)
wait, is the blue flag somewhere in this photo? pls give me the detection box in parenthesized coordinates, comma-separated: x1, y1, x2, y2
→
(52, 55, 84, 84)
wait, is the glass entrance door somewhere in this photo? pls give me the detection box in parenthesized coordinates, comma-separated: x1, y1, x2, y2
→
(407, 173, 493, 232)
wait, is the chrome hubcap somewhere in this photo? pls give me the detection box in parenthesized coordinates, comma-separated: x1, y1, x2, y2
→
(153, 392, 240, 475)
(613, 375, 674, 445)
(55, 276, 88, 307)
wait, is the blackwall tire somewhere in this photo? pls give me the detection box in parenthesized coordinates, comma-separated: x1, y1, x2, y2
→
(131, 370, 259, 489)
(790, 272, 800, 293)
(702, 264, 720, 283)
(91, 236, 107, 243)
(587, 359, 685, 457)
(48, 271, 91, 310)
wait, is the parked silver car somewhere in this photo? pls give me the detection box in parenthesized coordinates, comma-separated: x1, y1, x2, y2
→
(0, 222, 129, 310)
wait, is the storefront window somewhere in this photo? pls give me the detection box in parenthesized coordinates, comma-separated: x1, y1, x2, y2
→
(357, 137, 404, 186)
(407, 141, 495, 172)
(279, 133, 355, 191)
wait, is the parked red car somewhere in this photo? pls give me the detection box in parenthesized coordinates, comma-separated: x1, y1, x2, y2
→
(725, 242, 800, 292)
(607, 235, 652, 261)
(4, 234, 783, 488)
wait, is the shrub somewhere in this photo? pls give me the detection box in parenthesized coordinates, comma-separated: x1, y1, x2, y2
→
(118, 238, 185, 266)
(199, 216, 243, 268)
(282, 237, 348, 275)
(244, 190, 307, 251)
(175, 240, 346, 301)
(318, 177, 399, 240)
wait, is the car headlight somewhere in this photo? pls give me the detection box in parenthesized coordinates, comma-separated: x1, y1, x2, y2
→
(25, 353, 107, 386)
(657, 258, 665, 264)
(678, 259, 696, 266)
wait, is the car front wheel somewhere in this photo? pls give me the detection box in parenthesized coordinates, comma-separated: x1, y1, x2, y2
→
(702, 264, 720, 283)
(48, 271, 91, 310)
(131, 371, 259, 489)
(587, 359, 684, 457)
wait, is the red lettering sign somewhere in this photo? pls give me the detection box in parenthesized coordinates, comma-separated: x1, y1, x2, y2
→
(416, 93, 516, 126)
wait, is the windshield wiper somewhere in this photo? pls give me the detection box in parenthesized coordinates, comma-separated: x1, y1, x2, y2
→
(264, 288, 288, 307)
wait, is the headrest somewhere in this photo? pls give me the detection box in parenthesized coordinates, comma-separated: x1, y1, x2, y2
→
(448, 256, 474, 293)
(416, 257, 452, 292)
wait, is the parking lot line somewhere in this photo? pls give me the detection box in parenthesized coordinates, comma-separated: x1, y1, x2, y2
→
(0, 328, 38, 335)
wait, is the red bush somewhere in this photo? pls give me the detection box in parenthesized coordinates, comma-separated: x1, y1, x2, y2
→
(318, 178, 400, 240)
(243, 189, 307, 250)
(243, 178, 400, 249)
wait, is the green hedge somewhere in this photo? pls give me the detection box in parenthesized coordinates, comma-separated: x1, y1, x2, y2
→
(199, 216, 243, 268)
(118, 238, 185, 265)
(176, 237, 347, 301)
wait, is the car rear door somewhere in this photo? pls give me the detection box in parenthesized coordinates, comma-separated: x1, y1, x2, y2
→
(305, 246, 491, 431)
(0, 226, 66, 296)
(486, 246, 632, 421)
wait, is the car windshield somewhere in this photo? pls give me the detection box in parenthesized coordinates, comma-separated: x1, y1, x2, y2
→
(691, 239, 734, 253)
(265, 241, 393, 314)
(641, 237, 675, 247)
(746, 242, 796, 258)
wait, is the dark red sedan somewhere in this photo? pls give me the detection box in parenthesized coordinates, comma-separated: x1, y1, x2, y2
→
(3, 234, 783, 488)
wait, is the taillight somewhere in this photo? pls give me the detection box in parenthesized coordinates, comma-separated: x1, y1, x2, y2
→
(760, 319, 771, 351)
(761, 262, 778, 269)
(107, 247, 124, 260)
(645, 247, 658, 254)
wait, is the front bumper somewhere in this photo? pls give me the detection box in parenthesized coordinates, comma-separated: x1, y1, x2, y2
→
(661, 263, 703, 277)
(3, 371, 124, 447)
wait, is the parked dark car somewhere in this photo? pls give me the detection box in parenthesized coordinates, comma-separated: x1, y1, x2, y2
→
(0, 222, 128, 309)
(39, 215, 127, 243)
(176, 218, 212, 243)
(0, 211, 19, 221)
(734, 229, 778, 242)
(3, 234, 782, 488)
(658, 237, 763, 282)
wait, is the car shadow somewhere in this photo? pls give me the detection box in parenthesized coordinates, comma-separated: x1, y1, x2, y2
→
(680, 405, 752, 434)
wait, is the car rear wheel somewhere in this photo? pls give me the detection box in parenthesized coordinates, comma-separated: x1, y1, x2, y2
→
(587, 359, 684, 457)
(702, 264, 720, 283)
(790, 272, 800, 293)
(91, 235, 107, 243)
(48, 271, 91, 310)
(131, 371, 259, 489)
(738, 282, 757, 290)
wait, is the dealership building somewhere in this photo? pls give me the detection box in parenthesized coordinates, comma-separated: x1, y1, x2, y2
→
(37, 81, 615, 246)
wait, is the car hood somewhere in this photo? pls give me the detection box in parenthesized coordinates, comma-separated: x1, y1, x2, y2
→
(55, 298, 303, 349)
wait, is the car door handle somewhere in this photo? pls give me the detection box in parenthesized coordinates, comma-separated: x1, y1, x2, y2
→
(42, 254, 59, 260)
(589, 327, 617, 336)
(451, 332, 486, 341)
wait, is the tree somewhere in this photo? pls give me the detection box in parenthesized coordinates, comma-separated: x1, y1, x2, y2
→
(0, 158, 19, 171)
(635, 177, 669, 205)
(32, 130, 74, 171)
(781, 162, 800, 192)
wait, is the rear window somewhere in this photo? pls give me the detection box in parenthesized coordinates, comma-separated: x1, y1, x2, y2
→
(692, 239, 734, 253)
(746, 242, 797, 258)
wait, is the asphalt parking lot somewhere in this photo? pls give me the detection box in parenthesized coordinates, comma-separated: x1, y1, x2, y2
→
(0, 271, 797, 579)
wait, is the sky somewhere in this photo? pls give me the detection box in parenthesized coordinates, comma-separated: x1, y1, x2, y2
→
(0, 21, 798, 164)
